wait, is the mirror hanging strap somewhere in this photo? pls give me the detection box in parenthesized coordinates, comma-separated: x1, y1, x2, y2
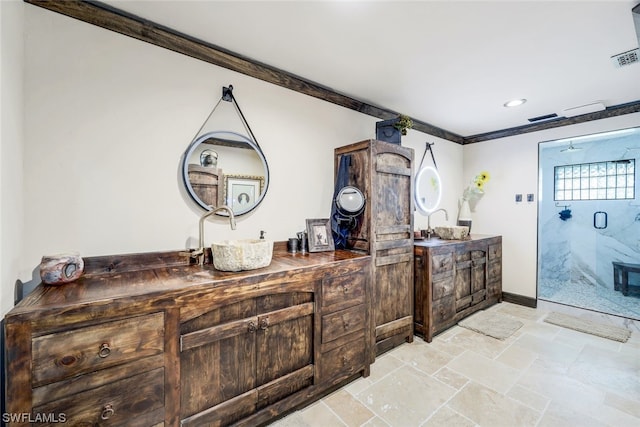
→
(418, 141, 438, 171)
(223, 85, 265, 154)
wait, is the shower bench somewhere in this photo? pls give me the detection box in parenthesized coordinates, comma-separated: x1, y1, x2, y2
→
(612, 261, 640, 296)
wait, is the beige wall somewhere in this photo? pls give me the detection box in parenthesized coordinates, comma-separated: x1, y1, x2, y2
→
(11, 6, 463, 310)
(464, 112, 640, 298)
(2, 3, 638, 317)
(1, 0, 25, 316)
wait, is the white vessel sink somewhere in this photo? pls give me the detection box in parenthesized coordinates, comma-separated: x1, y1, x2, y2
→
(434, 226, 469, 240)
(211, 239, 273, 272)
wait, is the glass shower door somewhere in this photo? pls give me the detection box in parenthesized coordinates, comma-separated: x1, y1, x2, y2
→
(537, 127, 640, 320)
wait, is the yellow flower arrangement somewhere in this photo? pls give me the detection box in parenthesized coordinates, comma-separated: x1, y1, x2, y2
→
(462, 171, 491, 209)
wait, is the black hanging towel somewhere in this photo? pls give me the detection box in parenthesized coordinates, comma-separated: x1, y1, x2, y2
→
(331, 155, 352, 249)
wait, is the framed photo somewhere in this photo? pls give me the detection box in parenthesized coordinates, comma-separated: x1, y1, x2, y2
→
(306, 218, 334, 252)
(223, 174, 264, 213)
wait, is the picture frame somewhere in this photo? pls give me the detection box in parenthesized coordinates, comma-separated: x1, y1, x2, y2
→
(223, 174, 265, 213)
(306, 218, 334, 252)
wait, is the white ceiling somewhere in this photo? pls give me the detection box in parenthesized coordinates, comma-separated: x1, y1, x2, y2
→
(101, 0, 640, 137)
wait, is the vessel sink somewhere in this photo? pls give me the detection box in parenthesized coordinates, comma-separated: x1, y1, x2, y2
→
(211, 239, 274, 272)
(434, 225, 469, 240)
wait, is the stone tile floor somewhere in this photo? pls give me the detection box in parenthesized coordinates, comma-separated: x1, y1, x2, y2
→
(270, 301, 640, 427)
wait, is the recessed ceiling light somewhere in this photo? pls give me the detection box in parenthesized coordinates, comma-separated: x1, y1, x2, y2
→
(504, 99, 527, 107)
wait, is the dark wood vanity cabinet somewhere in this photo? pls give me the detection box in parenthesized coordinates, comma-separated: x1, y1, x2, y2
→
(4, 248, 370, 427)
(414, 235, 502, 342)
(335, 139, 414, 357)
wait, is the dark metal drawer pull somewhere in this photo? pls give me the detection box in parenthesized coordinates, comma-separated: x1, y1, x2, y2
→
(101, 404, 115, 420)
(98, 343, 111, 358)
(248, 321, 257, 333)
(259, 317, 269, 330)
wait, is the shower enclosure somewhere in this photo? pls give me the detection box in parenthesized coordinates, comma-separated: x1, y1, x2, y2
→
(537, 127, 640, 320)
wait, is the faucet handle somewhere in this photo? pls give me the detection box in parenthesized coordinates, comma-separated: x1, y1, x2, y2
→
(260, 230, 266, 239)
(179, 249, 203, 259)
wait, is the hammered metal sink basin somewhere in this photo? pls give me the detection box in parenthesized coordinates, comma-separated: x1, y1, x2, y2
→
(434, 226, 469, 240)
(211, 239, 273, 272)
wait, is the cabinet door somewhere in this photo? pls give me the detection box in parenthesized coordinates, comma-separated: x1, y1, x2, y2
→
(180, 299, 257, 424)
(255, 299, 314, 409)
(179, 293, 315, 426)
(372, 144, 414, 346)
(454, 248, 487, 311)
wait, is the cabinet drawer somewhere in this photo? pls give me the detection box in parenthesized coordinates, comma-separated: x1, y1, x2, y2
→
(322, 272, 365, 309)
(488, 261, 502, 280)
(33, 367, 164, 426)
(32, 312, 164, 387)
(431, 253, 453, 273)
(488, 243, 502, 260)
(432, 274, 454, 300)
(318, 335, 365, 381)
(487, 280, 502, 297)
(432, 295, 455, 326)
(321, 305, 365, 343)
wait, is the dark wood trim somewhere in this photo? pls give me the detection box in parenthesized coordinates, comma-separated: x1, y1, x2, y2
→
(501, 292, 537, 308)
(23, 1, 640, 145)
(463, 100, 640, 144)
(23, 0, 464, 144)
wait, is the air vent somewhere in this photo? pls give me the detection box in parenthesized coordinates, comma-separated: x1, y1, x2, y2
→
(528, 113, 558, 123)
(611, 48, 639, 67)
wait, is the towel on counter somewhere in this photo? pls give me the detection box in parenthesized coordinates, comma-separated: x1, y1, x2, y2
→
(331, 154, 351, 249)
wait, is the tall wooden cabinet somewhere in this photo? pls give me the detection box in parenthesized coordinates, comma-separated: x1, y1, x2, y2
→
(335, 139, 414, 356)
(414, 235, 502, 342)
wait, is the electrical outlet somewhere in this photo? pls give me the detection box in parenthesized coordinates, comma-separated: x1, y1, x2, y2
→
(515, 194, 522, 202)
(527, 194, 534, 202)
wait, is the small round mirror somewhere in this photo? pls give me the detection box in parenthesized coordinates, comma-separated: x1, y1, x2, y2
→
(336, 186, 365, 216)
(182, 131, 269, 215)
(415, 166, 442, 214)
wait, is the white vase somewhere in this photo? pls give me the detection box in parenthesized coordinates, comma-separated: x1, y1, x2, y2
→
(457, 199, 472, 233)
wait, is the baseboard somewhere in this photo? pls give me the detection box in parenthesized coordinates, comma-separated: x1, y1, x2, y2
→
(501, 292, 537, 308)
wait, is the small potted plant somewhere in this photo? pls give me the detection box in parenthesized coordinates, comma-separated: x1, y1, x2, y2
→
(393, 114, 413, 136)
(376, 114, 413, 144)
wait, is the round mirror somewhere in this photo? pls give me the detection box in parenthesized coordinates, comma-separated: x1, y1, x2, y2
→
(182, 130, 269, 215)
(415, 166, 442, 214)
(336, 186, 365, 216)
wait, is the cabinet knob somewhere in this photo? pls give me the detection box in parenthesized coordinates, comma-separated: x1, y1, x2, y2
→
(98, 343, 111, 358)
(259, 317, 270, 330)
(248, 321, 257, 333)
(100, 404, 115, 420)
(342, 285, 349, 294)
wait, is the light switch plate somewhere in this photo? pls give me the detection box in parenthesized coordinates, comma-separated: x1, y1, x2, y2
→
(515, 194, 522, 202)
(527, 194, 534, 202)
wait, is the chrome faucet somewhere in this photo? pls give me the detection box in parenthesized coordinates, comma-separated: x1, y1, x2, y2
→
(426, 208, 449, 239)
(182, 205, 236, 265)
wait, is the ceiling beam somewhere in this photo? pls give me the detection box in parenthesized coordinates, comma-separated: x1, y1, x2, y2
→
(463, 100, 640, 144)
(23, 1, 640, 145)
(24, 0, 465, 144)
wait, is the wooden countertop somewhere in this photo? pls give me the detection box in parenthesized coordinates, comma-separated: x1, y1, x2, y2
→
(6, 245, 370, 321)
(413, 234, 500, 248)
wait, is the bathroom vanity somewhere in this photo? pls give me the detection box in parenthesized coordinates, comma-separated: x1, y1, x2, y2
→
(414, 235, 502, 342)
(4, 245, 371, 426)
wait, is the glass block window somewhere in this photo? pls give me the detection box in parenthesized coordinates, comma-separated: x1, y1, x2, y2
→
(554, 159, 635, 201)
